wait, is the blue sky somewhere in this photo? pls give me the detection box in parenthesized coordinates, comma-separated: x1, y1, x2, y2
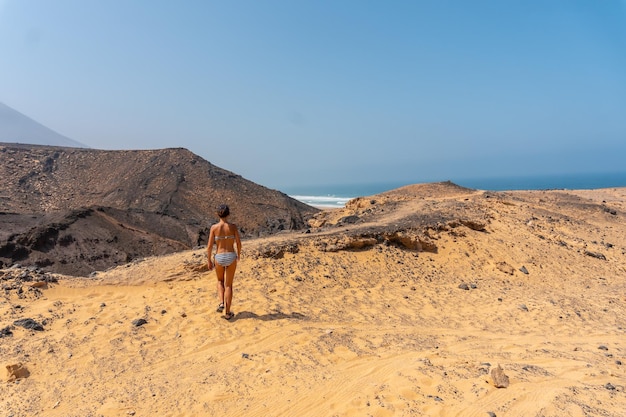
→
(1, 0, 625, 190)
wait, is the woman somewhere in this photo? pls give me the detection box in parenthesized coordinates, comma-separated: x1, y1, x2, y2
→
(207, 204, 242, 320)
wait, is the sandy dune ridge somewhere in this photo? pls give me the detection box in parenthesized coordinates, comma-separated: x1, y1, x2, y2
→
(2, 183, 625, 416)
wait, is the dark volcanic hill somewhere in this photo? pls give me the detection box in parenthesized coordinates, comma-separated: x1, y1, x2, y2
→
(0, 143, 318, 275)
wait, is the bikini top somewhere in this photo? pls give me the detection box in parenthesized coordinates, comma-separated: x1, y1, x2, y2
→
(215, 235, 235, 241)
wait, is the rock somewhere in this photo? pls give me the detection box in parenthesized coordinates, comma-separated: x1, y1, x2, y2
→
(338, 215, 360, 224)
(0, 326, 13, 338)
(584, 251, 606, 260)
(519, 304, 529, 312)
(458, 282, 470, 290)
(132, 318, 148, 327)
(6, 363, 30, 382)
(491, 364, 510, 388)
(496, 262, 515, 275)
(605, 383, 615, 390)
(519, 266, 529, 274)
(460, 219, 486, 231)
(598, 345, 609, 351)
(13, 318, 44, 331)
(487, 412, 497, 417)
(427, 395, 443, 402)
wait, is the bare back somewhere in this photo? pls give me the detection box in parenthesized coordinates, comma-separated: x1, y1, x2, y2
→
(210, 221, 240, 254)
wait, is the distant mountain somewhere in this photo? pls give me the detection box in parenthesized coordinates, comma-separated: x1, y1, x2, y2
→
(0, 102, 88, 148)
(0, 144, 318, 275)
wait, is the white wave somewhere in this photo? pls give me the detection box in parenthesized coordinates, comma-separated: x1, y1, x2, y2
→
(289, 195, 353, 208)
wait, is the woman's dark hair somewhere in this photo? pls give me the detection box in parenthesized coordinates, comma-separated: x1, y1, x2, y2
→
(217, 204, 230, 218)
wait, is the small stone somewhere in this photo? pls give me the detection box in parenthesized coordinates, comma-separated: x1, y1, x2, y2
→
(487, 412, 497, 417)
(0, 326, 13, 338)
(616, 360, 622, 365)
(598, 345, 609, 351)
(13, 318, 44, 331)
(458, 283, 470, 290)
(6, 363, 30, 381)
(491, 364, 510, 388)
(242, 353, 249, 359)
(519, 266, 529, 274)
(519, 304, 529, 312)
(131, 318, 148, 327)
(605, 383, 615, 390)
(496, 261, 515, 275)
(584, 251, 606, 260)
(338, 215, 359, 224)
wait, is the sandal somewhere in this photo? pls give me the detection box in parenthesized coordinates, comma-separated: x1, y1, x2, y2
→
(224, 312, 235, 320)
(216, 303, 224, 313)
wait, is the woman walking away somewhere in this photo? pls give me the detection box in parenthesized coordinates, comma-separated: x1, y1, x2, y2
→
(207, 204, 242, 320)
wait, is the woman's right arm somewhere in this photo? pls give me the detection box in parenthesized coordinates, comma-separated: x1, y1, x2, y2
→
(207, 226, 215, 269)
(235, 226, 242, 259)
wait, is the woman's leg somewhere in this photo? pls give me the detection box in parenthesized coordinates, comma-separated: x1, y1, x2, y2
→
(215, 264, 225, 307)
(223, 261, 237, 315)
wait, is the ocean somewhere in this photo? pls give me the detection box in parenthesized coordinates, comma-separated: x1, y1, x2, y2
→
(284, 172, 626, 208)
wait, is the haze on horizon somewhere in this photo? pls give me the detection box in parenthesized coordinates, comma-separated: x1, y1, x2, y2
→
(1, 1, 625, 190)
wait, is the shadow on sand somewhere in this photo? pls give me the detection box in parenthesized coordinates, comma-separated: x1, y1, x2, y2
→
(230, 311, 307, 322)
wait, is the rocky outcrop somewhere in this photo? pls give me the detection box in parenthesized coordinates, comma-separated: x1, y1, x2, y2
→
(249, 182, 490, 259)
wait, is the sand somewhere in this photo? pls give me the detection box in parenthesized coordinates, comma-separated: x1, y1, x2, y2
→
(2, 185, 625, 416)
